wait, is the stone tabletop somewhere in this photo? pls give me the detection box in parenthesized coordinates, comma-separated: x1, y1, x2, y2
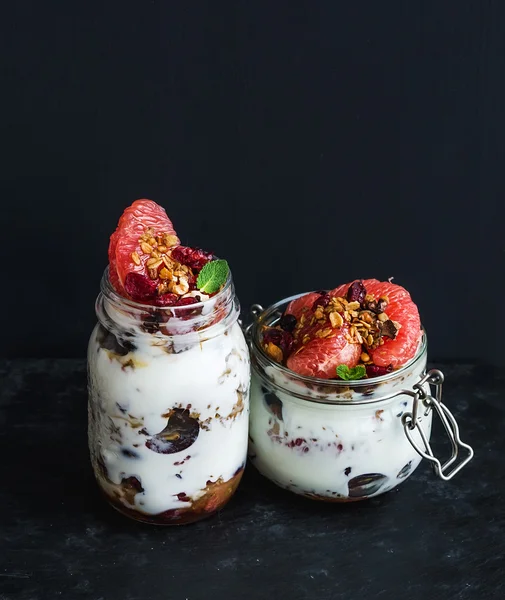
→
(0, 360, 502, 600)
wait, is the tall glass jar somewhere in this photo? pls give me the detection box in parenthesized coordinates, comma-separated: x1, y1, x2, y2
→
(87, 268, 250, 524)
(248, 295, 473, 501)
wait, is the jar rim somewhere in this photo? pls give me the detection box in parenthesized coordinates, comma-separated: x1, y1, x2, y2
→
(251, 291, 427, 391)
(100, 265, 233, 313)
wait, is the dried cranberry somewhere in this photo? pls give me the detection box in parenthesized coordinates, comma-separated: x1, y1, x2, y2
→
(172, 296, 203, 320)
(175, 297, 199, 307)
(187, 273, 198, 291)
(171, 246, 214, 272)
(312, 293, 331, 310)
(347, 280, 367, 305)
(279, 314, 297, 332)
(263, 328, 283, 346)
(124, 272, 157, 301)
(152, 293, 178, 307)
(366, 364, 393, 378)
(263, 327, 294, 358)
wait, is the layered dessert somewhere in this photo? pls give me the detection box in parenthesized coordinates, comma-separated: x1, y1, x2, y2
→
(88, 200, 250, 524)
(249, 279, 432, 501)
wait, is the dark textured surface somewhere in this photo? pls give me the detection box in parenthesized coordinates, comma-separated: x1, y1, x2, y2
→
(0, 360, 502, 600)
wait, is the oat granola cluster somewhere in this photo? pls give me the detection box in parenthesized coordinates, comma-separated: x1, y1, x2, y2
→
(133, 227, 193, 296)
(295, 293, 401, 359)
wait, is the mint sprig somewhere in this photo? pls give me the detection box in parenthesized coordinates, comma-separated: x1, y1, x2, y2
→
(336, 364, 366, 381)
(197, 259, 229, 294)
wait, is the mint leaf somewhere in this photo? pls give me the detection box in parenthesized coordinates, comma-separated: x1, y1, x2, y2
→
(336, 364, 367, 381)
(197, 259, 229, 294)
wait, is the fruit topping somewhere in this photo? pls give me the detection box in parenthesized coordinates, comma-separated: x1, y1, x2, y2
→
(312, 292, 332, 310)
(285, 292, 321, 320)
(365, 364, 393, 378)
(262, 279, 421, 379)
(171, 246, 214, 272)
(109, 199, 179, 292)
(145, 409, 200, 454)
(262, 327, 294, 362)
(279, 314, 297, 332)
(120, 476, 144, 505)
(107, 200, 229, 307)
(346, 280, 367, 305)
(152, 293, 179, 307)
(124, 272, 158, 301)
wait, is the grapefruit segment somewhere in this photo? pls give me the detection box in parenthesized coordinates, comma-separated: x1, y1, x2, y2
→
(274, 279, 421, 378)
(287, 324, 361, 379)
(285, 292, 321, 320)
(110, 199, 179, 290)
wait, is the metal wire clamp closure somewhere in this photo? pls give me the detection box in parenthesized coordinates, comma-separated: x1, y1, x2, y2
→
(401, 369, 474, 481)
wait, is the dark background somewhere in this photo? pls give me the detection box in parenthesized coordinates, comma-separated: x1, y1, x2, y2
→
(1, 1, 503, 363)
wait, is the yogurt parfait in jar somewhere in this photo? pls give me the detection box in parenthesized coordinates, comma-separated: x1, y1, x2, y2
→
(248, 279, 473, 501)
(88, 200, 250, 524)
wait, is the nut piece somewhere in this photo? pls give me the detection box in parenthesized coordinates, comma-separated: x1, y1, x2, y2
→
(329, 312, 344, 328)
(159, 267, 172, 280)
(361, 352, 370, 362)
(380, 319, 400, 339)
(359, 310, 375, 325)
(265, 342, 283, 363)
(141, 242, 153, 255)
(378, 312, 389, 322)
(346, 301, 361, 312)
(172, 278, 190, 295)
(131, 251, 141, 266)
(157, 245, 168, 254)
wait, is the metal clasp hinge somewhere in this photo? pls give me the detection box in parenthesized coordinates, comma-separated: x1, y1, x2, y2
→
(242, 304, 264, 341)
(401, 369, 474, 481)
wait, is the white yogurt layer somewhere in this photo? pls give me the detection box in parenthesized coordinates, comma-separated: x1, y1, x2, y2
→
(249, 353, 432, 500)
(88, 319, 250, 515)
